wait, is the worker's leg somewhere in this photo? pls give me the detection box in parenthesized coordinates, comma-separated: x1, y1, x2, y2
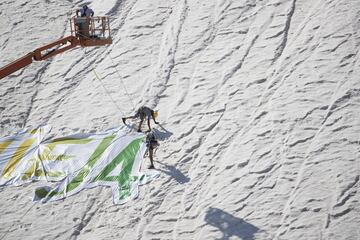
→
(138, 119, 143, 132)
(147, 117, 151, 132)
(149, 147, 155, 169)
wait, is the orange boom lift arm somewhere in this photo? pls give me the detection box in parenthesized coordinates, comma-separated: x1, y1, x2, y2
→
(0, 16, 112, 80)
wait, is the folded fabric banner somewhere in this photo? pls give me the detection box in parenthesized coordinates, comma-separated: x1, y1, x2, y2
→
(0, 126, 148, 204)
(0, 125, 51, 185)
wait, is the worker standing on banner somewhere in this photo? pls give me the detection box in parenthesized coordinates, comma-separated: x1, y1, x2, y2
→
(145, 131, 159, 169)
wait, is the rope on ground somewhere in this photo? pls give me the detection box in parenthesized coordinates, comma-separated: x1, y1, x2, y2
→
(76, 32, 136, 113)
(107, 54, 136, 111)
(82, 48, 125, 117)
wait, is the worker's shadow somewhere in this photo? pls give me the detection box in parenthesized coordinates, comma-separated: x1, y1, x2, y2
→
(205, 207, 261, 240)
(158, 162, 189, 184)
(153, 124, 186, 183)
(153, 123, 172, 141)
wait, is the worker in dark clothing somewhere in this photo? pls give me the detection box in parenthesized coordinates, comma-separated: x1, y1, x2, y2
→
(76, 5, 94, 17)
(75, 5, 94, 38)
(145, 132, 159, 169)
(122, 106, 159, 132)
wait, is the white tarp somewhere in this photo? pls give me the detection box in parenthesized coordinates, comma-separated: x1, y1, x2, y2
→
(0, 126, 148, 204)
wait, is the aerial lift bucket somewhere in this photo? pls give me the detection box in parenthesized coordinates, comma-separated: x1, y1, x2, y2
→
(70, 16, 112, 46)
(0, 16, 112, 79)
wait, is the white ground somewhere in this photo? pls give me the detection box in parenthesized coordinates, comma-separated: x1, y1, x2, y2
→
(0, 0, 359, 239)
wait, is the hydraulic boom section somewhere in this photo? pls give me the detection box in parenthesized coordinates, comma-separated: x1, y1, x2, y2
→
(0, 16, 112, 80)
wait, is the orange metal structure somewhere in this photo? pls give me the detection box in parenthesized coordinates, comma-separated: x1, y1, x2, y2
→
(0, 16, 112, 80)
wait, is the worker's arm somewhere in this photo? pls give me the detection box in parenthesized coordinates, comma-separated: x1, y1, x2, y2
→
(152, 114, 159, 124)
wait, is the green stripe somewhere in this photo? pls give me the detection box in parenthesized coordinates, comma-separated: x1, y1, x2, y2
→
(35, 135, 115, 199)
(65, 135, 116, 192)
(92, 138, 143, 200)
(35, 136, 144, 201)
(92, 138, 142, 182)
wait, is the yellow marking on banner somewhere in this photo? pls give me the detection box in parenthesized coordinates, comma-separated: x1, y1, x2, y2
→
(45, 138, 93, 150)
(39, 138, 92, 162)
(21, 157, 64, 181)
(0, 140, 13, 155)
(1, 138, 35, 179)
(20, 138, 93, 180)
(29, 128, 39, 134)
(37, 148, 72, 162)
(21, 159, 40, 181)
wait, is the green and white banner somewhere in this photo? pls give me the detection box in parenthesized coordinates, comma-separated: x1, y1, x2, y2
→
(0, 126, 149, 204)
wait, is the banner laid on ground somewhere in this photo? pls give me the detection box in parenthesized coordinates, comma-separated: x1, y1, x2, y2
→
(0, 126, 148, 204)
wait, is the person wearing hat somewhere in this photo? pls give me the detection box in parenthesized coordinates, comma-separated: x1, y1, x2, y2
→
(122, 106, 159, 132)
(145, 131, 159, 169)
